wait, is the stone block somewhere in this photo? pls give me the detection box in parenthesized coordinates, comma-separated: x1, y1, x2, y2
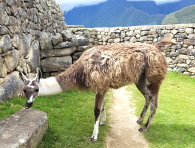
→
(188, 67, 195, 73)
(61, 29, 73, 41)
(41, 56, 72, 72)
(72, 35, 89, 46)
(54, 41, 73, 49)
(0, 35, 12, 54)
(51, 33, 63, 46)
(27, 40, 40, 72)
(41, 47, 76, 58)
(40, 32, 53, 50)
(0, 71, 23, 101)
(0, 56, 7, 78)
(0, 109, 48, 148)
(4, 50, 20, 73)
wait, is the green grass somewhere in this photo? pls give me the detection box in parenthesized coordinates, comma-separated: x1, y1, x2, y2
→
(0, 90, 111, 148)
(128, 72, 195, 148)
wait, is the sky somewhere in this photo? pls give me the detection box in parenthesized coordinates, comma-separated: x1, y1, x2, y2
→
(55, 0, 182, 11)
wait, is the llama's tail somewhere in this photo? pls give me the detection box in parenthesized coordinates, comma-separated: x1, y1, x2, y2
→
(155, 38, 176, 51)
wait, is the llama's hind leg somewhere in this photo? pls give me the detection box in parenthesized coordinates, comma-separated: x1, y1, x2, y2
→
(136, 75, 150, 124)
(91, 93, 105, 142)
(137, 94, 150, 124)
(139, 83, 160, 132)
(100, 102, 106, 126)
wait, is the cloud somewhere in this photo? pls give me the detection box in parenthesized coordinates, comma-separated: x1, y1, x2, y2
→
(55, 0, 107, 11)
(127, 0, 181, 5)
(55, 0, 182, 11)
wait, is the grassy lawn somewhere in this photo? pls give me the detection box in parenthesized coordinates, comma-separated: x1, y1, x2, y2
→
(128, 72, 195, 148)
(0, 90, 111, 148)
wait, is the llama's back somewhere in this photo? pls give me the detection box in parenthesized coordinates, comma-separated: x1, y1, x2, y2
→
(76, 43, 167, 91)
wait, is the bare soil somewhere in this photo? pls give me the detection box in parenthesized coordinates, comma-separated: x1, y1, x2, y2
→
(105, 86, 148, 148)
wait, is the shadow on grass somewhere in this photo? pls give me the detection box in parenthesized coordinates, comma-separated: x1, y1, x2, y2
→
(144, 123, 195, 147)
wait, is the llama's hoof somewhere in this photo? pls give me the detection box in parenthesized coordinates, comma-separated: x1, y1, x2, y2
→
(138, 128, 147, 132)
(136, 119, 143, 124)
(90, 136, 97, 142)
(99, 122, 105, 126)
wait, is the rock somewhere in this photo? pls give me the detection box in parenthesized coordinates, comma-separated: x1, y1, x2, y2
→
(178, 54, 188, 60)
(72, 35, 89, 46)
(51, 33, 63, 46)
(177, 68, 185, 73)
(0, 35, 12, 53)
(61, 29, 73, 41)
(190, 49, 195, 56)
(13, 34, 33, 57)
(77, 46, 89, 52)
(114, 38, 120, 43)
(130, 37, 137, 43)
(177, 64, 188, 68)
(41, 47, 77, 58)
(185, 28, 193, 34)
(184, 39, 195, 45)
(141, 31, 148, 36)
(54, 41, 73, 49)
(0, 71, 23, 101)
(178, 48, 189, 55)
(188, 34, 195, 39)
(0, 56, 7, 78)
(166, 57, 173, 64)
(4, 50, 20, 73)
(188, 67, 195, 73)
(0, 109, 48, 148)
(170, 51, 178, 57)
(0, 78, 4, 84)
(0, 11, 9, 25)
(41, 56, 72, 72)
(40, 32, 53, 50)
(0, 26, 8, 35)
(27, 40, 40, 72)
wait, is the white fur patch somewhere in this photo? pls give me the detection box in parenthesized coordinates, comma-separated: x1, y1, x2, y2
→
(27, 95, 34, 103)
(27, 80, 35, 88)
(91, 121, 99, 140)
(38, 77, 63, 96)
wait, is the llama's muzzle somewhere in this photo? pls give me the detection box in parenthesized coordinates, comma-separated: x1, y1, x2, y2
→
(25, 102, 33, 109)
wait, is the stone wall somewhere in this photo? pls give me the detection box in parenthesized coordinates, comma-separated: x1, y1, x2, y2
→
(0, 0, 88, 101)
(1, 0, 195, 101)
(70, 24, 195, 75)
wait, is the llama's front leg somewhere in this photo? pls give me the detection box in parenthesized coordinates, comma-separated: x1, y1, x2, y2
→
(100, 102, 106, 126)
(91, 93, 104, 142)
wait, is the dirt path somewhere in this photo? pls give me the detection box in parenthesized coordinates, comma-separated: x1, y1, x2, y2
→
(105, 86, 148, 148)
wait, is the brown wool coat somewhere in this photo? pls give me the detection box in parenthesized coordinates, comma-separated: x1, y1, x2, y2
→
(56, 40, 173, 94)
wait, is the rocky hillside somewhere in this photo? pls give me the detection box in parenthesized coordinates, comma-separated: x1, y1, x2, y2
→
(65, 0, 195, 27)
(162, 5, 195, 25)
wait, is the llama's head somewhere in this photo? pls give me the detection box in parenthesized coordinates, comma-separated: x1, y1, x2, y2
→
(20, 68, 41, 109)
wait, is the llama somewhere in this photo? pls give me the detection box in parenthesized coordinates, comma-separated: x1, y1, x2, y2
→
(21, 39, 176, 142)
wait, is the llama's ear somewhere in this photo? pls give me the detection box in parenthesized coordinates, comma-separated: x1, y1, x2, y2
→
(34, 68, 42, 83)
(19, 72, 29, 83)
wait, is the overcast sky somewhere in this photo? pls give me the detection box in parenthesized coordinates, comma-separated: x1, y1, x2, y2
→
(55, 0, 182, 11)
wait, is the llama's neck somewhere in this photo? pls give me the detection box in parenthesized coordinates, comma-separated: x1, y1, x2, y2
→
(38, 77, 63, 96)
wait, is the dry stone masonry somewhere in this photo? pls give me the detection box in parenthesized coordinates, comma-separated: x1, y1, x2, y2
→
(0, 0, 88, 101)
(0, 0, 195, 102)
(70, 24, 195, 75)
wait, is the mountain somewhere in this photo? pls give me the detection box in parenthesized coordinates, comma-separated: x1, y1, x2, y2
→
(162, 5, 195, 25)
(65, 0, 195, 27)
(159, 0, 195, 14)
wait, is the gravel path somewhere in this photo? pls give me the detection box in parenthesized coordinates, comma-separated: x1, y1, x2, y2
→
(105, 86, 148, 148)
